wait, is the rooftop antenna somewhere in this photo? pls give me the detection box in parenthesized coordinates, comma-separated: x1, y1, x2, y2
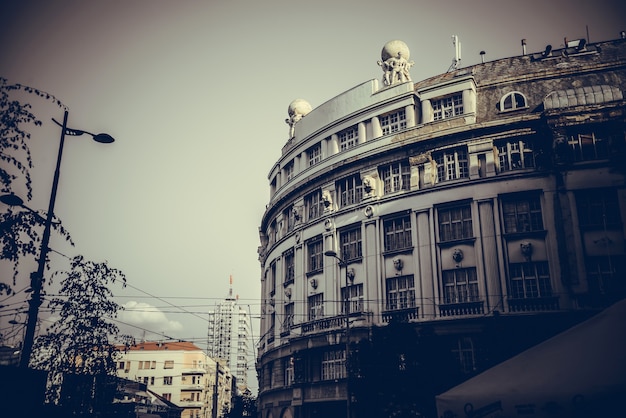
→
(447, 35, 461, 72)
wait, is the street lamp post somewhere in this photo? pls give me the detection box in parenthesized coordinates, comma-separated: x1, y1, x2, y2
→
(324, 250, 352, 418)
(1, 109, 114, 368)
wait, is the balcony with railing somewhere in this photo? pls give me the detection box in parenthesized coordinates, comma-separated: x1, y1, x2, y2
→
(439, 300, 485, 317)
(382, 306, 419, 323)
(507, 296, 560, 312)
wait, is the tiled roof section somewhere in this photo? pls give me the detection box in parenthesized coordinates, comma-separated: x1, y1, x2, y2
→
(122, 341, 202, 351)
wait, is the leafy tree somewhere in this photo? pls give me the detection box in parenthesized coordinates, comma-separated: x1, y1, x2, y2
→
(223, 388, 257, 418)
(0, 77, 71, 294)
(30, 255, 132, 410)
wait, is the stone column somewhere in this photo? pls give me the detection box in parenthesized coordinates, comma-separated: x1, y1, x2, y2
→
(421, 99, 433, 124)
(416, 209, 435, 319)
(371, 116, 382, 139)
(478, 199, 503, 312)
(405, 104, 416, 128)
(357, 122, 366, 145)
(364, 219, 379, 318)
(463, 89, 476, 115)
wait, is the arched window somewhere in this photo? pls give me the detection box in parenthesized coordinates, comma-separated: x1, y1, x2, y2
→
(499, 91, 527, 112)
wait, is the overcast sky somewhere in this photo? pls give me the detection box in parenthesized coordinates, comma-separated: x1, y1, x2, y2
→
(1, 0, 624, 391)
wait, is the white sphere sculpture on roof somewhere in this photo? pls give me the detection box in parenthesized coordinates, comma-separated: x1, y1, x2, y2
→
(285, 99, 312, 138)
(378, 40, 415, 86)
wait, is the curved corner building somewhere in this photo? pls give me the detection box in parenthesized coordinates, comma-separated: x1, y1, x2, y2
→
(257, 37, 626, 418)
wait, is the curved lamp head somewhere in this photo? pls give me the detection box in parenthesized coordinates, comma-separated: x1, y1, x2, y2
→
(0, 194, 25, 207)
(92, 133, 115, 144)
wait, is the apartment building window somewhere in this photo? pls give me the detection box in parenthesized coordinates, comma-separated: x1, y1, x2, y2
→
(306, 189, 324, 220)
(380, 109, 407, 135)
(568, 132, 609, 162)
(386, 275, 416, 310)
(162, 393, 172, 401)
(322, 349, 346, 380)
(150, 376, 155, 385)
(380, 161, 411, 193)
(307, 236, 323, 273)
(308, 293, 324, 321)
(341, 283, 364, 314)
(586, 256, 625, 297)
(509, 261, 552, 299)
(339, 126, 358, 150)
(496, 139, 535, 171)
(502, 195, 543, 233)
(117, 361, 126, 370)
(434, 147, 468, 182)
(270, 219, 278, 245)
(164, 360, 174, 369)
(164, 376, 173, 385)
(499, 91, 527, 111)
(270, 261, 277, 295)
(576, 189, 621, 228)
(284, 248, 294, 284)
(283, 302, 294, 333)
(284, 357, 295, 386)
(337, 174, 363, 207)
(340, 225, 362, 262)
(283, 205, 296, 233)
(151, 361, 156, 369)
(432, 93, 463, 120)
(384, 214, 413, 252)
(442, 268, 479, 304)
(285, 160, 294, 181)
(438, 204, 473, 242)
(452, 337, 476, 374)
(308, 143, 322, 166)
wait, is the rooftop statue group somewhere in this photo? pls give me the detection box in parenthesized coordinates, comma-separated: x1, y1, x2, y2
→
(286, 40, 414, 138)
(378, 51, 414, 86)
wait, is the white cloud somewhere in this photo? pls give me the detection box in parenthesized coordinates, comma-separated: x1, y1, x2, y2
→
(117, 301, 184, 339)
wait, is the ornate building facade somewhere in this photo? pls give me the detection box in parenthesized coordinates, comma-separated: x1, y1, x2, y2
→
(257, 36, 626, 418)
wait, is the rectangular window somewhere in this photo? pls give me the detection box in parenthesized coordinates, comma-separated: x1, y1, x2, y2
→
(308, 293, 324, 321)
(386, 275, 416, 310)
(380, 109, 407, 135)
(164, 360, 174, 369)
(270, 261, 277, 295)
(117, 361, 125, 370)
(380, 161, 411, 193)
(285, 161, 294, 181)
(284, 357, 295, 386)
(339, 126, 358, 150)
(163, 376, 173, 385)
(307, 236, 323, 273)
(308, 143, 322, 166)
(509, 261, 552, 299)
(497, 139, 535, 171)
(322, 349, 346, 380)
(337, 174, 363, 207)
(586, 255, 626, 296)
(284, 205, 295, 233)
(284, 248, 295, 284)
(502, 195, 543, 233)
(576, 189, 621, 229)
(439, 204, 473, 242)
(283, 302, 294, 333)
(341, 283, 364, 314)
(442, 268, 479, 303)
(568, 132, 609, 162)
(434, 148, 468, 182)
(306, 189, 324, 220)
(383, 214, 412, 252)
(340, 225, 362, 262)
(452, 337, 476, 374)
(162, 393, 171, 401)
(432, 93, 463, 120)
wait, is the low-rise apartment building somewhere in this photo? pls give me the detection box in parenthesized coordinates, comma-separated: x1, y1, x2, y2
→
(116, 341, 232, 418)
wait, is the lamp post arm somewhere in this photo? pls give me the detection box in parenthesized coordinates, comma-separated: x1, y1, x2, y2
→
(19, 109, 68, 368)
